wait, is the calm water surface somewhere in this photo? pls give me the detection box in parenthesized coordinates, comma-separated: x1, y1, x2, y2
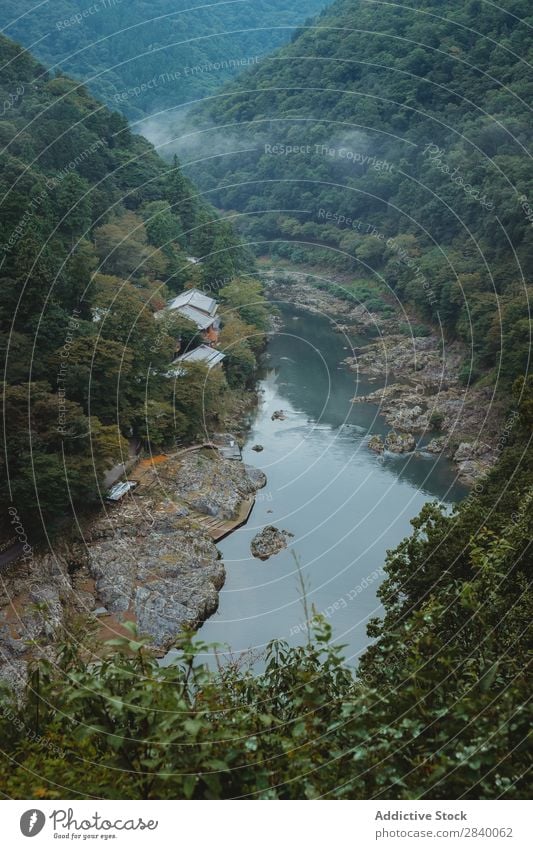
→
(196, 304, 468, 666)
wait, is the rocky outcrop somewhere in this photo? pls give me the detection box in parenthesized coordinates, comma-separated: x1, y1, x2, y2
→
(385, 431, 416, 453)
(425, 437, 447, 453)
(88, 505, 224, 647)
(251, 526, 294, 560)
(368, 431, 416, 455)
(263, 271, 398, 331)
(167, 451, 266, 520)
(348, 334, 462, 388)
(0, 541, 90, 692)
(350, 335, 506, 482)
(452, 442, 498, 485)
(368, 434, 384, 454)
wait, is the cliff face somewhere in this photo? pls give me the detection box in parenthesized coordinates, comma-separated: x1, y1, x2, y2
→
(0, 450, 266, 689)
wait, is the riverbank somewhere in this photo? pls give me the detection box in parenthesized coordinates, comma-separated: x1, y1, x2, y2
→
(0, 447, 266, 690)
(196, 299, 468, 664)
(262, 268, 508, 484)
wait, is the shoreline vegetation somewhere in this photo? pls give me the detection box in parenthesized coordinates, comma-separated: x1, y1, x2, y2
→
(1, 272, 482, 691)
(262, 266, 510, 483)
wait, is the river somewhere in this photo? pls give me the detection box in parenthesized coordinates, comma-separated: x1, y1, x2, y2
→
(196, 303, 468, 668)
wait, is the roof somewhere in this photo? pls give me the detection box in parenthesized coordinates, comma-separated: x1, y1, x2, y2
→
(167, 288, 217, 317)
(174, 304, 216, 330)
(173, 344, 226, 370)
(106, 480, 137, 501)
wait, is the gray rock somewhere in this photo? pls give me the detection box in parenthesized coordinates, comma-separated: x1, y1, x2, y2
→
(244, 465, 267, 490)
(188, 497, 220, 517)
(368, 434, 385, 454)
(426, 437, 446, 453)
(135, 584, 197, 647)
(453, 442, 497, 485)
(453, 441, 493, 462)
(251, 526, 294, 560)
(385, 431, 416, 453)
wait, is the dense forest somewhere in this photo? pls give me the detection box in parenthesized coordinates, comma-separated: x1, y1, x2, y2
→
(181, 0, 533, 386)
(0, 34, 267, 538)
(0, 0, 328, 120)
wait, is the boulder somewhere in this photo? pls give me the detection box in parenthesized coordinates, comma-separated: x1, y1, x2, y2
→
(244, 465, 267, 490)
(453, 441, 493, 462)
(368, 434, 385, 454)
(425, 437, 446, 453)
(385, 431, 416, 453)
(251, 526, 294, 561)
(453, 442, 498, 484)
(252, 444, 264, 452)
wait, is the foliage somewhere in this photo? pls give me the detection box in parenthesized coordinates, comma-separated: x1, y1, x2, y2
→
(1, 386, 531, 797)
(184, 0, 532, 386)
(0, 1, 329, 120)
(0, 456, 530, 800)
(0, 36, 256, 536)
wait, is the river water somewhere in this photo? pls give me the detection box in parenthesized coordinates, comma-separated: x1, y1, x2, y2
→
(197, 303, 467, 667)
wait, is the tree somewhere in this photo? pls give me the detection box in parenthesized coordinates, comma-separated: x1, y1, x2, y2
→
(1, 382, 126, 533)
(219, 278, 270, 334)
(218, 313, 257, 388)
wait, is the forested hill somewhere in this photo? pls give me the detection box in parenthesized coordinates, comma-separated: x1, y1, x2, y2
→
(0, 0, 328, 120)
(0, 34, 261, 536)
(183, 0, 533, 386)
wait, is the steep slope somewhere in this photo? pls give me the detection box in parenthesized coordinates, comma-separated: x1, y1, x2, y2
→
(0, 0, 329, 119)
(180, 0, 532, 385)
(0, 33, 258, 536)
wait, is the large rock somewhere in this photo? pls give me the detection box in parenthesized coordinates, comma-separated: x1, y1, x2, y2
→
(251, 526, 294, 560)
(453, 442, 497, 484)
(172, 452, 264, 520)
(0, 542, 88, 692)
(87, 501, 226, 650)
(244, 465, 267, 490)
(389, 404, 429, 432)
(368, 434, 384, 454)
(385, 431, 416, 453)
(425, 437, 447, 453)
(453, 441, 493, 462)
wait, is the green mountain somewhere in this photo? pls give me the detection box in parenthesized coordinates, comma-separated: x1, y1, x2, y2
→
(0, 33, 262, 535)
(0, 0, 329, 120)
(181, 0, 532, 385)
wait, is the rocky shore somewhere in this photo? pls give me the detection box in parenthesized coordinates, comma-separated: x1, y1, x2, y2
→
(347, 334, 506, 483)
(263, 269, 387, 329)
(263, 270, 506, 484)
(0, 448, 266, 690)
